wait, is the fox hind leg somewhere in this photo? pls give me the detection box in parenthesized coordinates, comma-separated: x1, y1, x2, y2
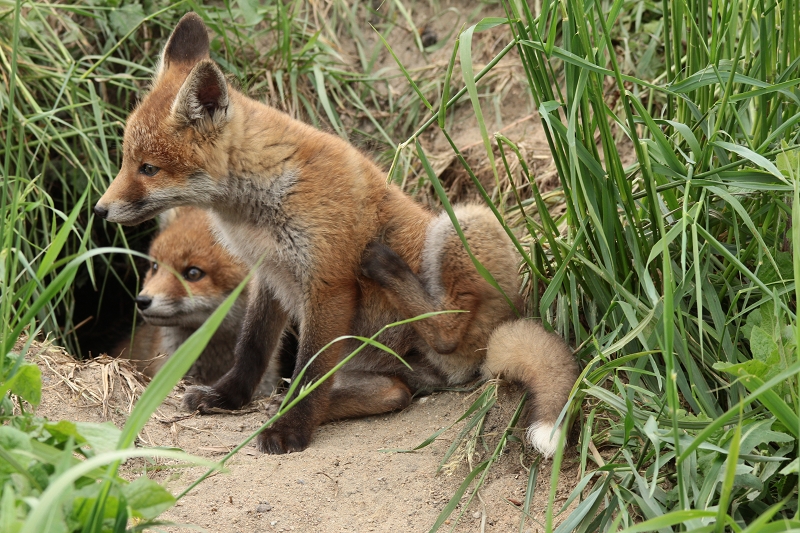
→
(361, 240, 477, 354)
(326, 371, 412, 421)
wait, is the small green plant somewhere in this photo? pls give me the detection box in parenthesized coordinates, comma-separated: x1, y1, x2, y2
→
(716, 301, 797, 399)
(1, 409, 185, 532)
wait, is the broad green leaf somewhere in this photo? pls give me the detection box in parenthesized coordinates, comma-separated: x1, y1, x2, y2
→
(122, 477, 176, 520)
(237, 0, 262, 25)
(733, 472, 763, 491)
(3, 363, 41, 406)
(44, 421, 120, 454)
(776, 146, 799, 177)
(21, 448, 214, 533)
(738, 419, 794, 455)
(108, 3, 145, 38)
(749, 326, 780, 365)
(75, 422, 122, 454)
(69, 485, 120, 526)
(759, 252, 794, 285)
(713, 359, 771, 380)
(1, 482, 22, 533)
(0, 426, 31, 452)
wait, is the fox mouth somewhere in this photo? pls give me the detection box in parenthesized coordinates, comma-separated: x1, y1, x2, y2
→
(137, 295, 243, 328)
(139, 308, 213, 328)
(102, 200, 167, 226)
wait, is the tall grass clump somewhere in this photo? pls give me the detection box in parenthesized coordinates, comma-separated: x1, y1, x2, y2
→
(383, 0, 800, 530)
(0, 5, 237, 526)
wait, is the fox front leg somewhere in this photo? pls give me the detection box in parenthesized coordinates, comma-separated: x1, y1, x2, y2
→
(183, 284, 288, 412)
(256, 280, 357, 454)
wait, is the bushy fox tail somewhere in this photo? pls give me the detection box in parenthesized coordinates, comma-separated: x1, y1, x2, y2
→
(483, 320, 579, 458)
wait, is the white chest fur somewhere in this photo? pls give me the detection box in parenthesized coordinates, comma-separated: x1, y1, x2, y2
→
(210, 214, 306, 319)
(208, 171, 311, 319)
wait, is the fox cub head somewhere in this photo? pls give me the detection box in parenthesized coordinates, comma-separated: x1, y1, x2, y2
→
(95, 13, 232, 225)
(137, 207, 247, 328)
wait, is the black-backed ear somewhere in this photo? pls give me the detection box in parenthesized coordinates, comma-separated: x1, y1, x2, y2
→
(171, 59, 231, 132)
(156, 12, 210, 78)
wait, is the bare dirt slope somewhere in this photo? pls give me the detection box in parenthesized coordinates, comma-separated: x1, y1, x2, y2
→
(30, 342, 578, 533)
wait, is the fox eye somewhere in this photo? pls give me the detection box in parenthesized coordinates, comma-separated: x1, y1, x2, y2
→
(139, 163, 160, 177)
(151, 262, 158, 272)
(184, 267, 205, 282)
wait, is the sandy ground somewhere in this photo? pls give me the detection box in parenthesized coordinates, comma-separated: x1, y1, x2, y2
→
(29, 342, 579, 533)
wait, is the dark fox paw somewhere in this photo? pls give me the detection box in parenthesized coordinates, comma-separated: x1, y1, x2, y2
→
(361, 241, 411, 284)
(256, 423, 313, 454)
(182, 385, 244, 413)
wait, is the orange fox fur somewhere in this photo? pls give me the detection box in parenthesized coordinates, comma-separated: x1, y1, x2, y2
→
(112, 207, 283, 393)
(95, 12, 578, 456)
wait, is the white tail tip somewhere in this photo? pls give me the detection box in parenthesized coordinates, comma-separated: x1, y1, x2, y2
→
(527, 422, 561, 459)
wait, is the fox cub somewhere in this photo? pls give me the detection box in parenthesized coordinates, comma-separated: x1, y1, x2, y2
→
(113, 206, 288, 392)
(357, 205, 578, 456)
(95, 12, 579, 456)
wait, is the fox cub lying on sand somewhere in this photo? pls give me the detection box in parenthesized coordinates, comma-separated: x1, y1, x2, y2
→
(95, 12, 579, 456)
(113, 207, 289, 392)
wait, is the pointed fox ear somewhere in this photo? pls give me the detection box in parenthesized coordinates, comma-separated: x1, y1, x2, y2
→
(171, 59, 231, 132)
(156, 12, 210, 78)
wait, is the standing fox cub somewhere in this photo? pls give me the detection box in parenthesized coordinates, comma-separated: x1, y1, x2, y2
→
(95, 13, 578, 456)
(112, 206, 288, 392)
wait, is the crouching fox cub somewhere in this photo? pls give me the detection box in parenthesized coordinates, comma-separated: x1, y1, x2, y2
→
(113, 207, 288, 392)
(94, 12, 578, 456)
(357, 205, 578, 456)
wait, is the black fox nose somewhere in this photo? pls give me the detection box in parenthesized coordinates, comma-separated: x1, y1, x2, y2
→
(94, 204, 109, 219)
(135, 295, 152, 310)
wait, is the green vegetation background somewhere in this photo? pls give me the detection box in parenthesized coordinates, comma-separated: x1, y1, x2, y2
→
(1, 0, 799, 531)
